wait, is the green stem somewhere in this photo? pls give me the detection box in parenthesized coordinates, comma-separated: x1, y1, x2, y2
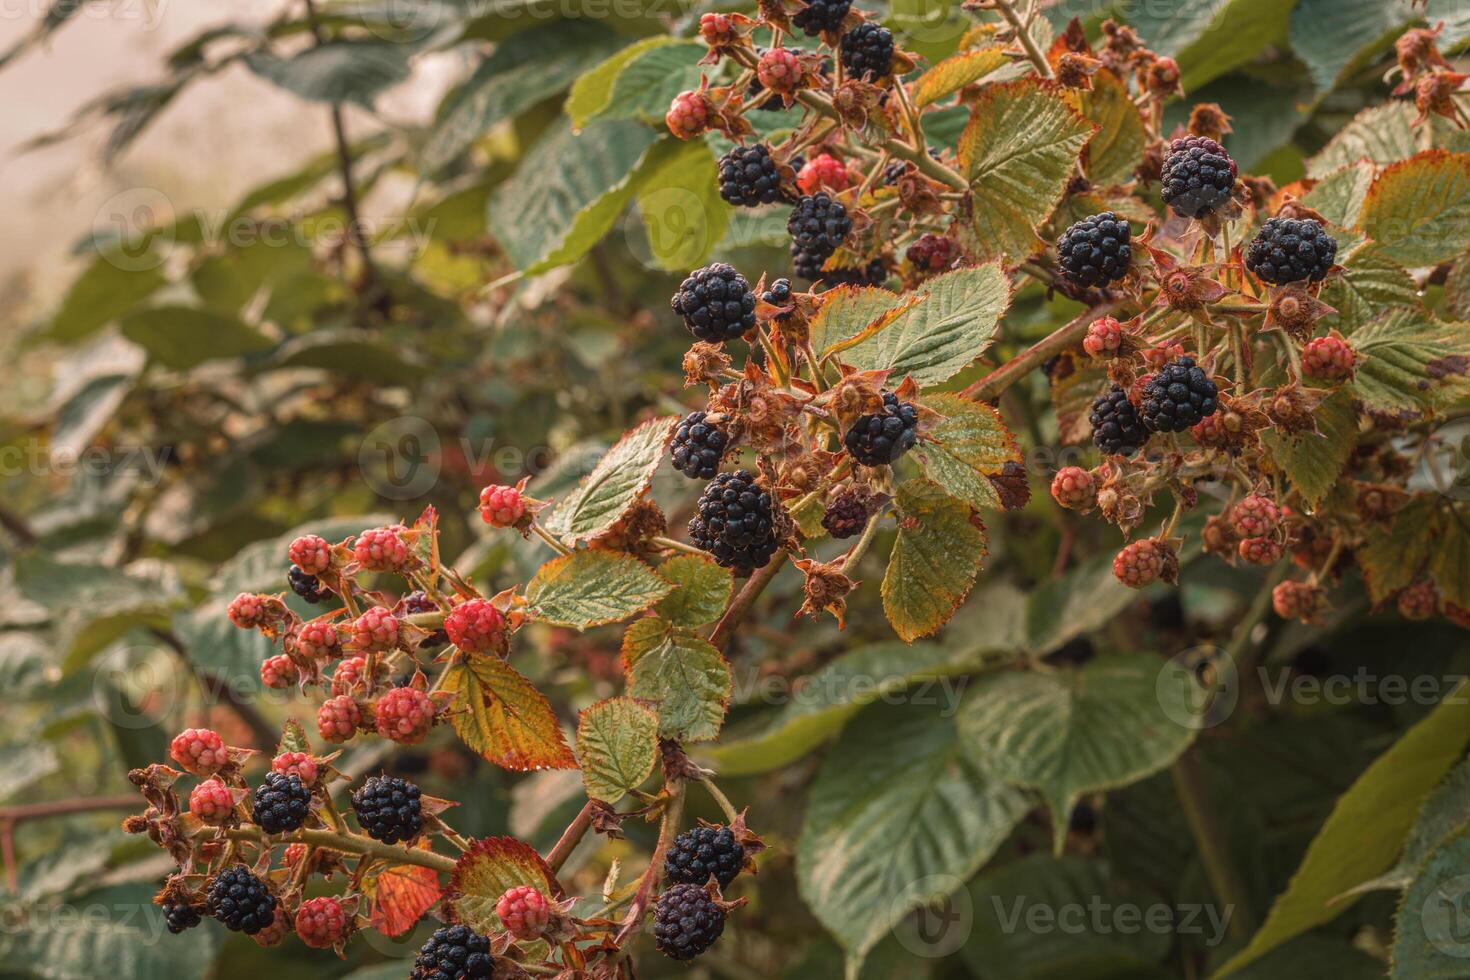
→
(225, 827, 458, 873)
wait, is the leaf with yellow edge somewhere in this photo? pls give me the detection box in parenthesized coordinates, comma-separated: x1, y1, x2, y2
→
(810, 285, 905, 357)
(914, 394, 1021, 511)
(524, 549, 672, 630)
(882, 478, 988, 642)
(1065, 69, 1146, 188)
(1358, 150, 1470, 268)
(446, 837, 559, 937)
(545, 415, 678, 542)
(911, 46, 1008, 108)
(441, 657, 578, 771)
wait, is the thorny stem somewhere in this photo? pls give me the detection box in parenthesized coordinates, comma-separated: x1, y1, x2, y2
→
(546, 801, 596, 874)
(961, 301, 1124, 402)
(225, 826, 459, 873)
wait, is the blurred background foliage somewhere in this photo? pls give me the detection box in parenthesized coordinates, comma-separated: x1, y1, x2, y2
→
(0, 0, 1467, 977)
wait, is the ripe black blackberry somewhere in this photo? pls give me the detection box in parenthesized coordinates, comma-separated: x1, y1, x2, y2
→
(288, 565, 328, 604)
(1160, 136, 1237, 219)
(351, 775, 422, 845)
(206, 865, 276, 934)
(671, 263, 757, 343)
(762, 277, 792, 310)
(252, 771, 311, 834)
(412, 924, 494, 979)
(163, 902, 203, 935)
(792, 244, 827, 282)
(844, 393, 919, 466)
(654, 884, 726, 961)
(688, 470, 778, 575)
(821, 259, 889, 289)
(793, 0, 850, 35)
(665, 825, 744, 889)
(1057, 212, 1132, 288)
(841, 23, 895, 80)
(717, 144, 784, 208)
(670, 411, 730, 480)
(1245, 217, 1337, 285)
(821, 491, 869, 539)
(402, 590, 437, 615)
(1089, 385, 1149, 456)
(1140, 356, 1218, 432)
(787, 193, 851, 261)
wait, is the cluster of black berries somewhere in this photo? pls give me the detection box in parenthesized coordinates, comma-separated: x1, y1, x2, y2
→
(822, 491, 869, 539)
(352, 775, 422, 845)
(654, 884, 726, 961)
(672, 264, 758, 343)
(844, 393, 919, 465)
(1058, 212, 1132, 288)
(841, 23, 894, 79)
(1089, 385, 1149, 456)
(1245, 217, 1337, 285)
(252, 771, 311, 834)
(665, 825, 744, 889)
(689, 470, 779, 575)
(821, 259, 889, 289)
(670, 411, 730, 479)
(789, 192, 851, 281)
(163, 902, 203, 935)
(206, 865, 276, 934)
(412, 924, 495, 979)
(1160, 136, 1237, 219)
(792, 0, 850, 35)
(762, 277, 792, 313)
(1140, 357, 1218, 432)
(717, 144, 784, 208)
(288, 565, 329, 604)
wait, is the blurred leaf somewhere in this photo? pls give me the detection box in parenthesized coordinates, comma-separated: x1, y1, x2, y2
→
(1393, 828, 1470, 979)
(567, 35, 680, 128)
(245, 39, 415, 108)
(1308, 102, 1424, 179)
(48, 255, 166, 343)
(524, 549, 672, 629)
(1357, 496, 1437, 604)
(1345, 757, 1470, 896)
(1124, 0, 1292, 90)
(14, 557, 181, 665)
(635, 137, 730, 273)
(120, 306, 274, 370)
(441, 656, 578, 771)
(620, 616, 731, 742)
(0, 742, 59, 802)
(1304, 162, 1377, 231)
(882, 478, 988, 642)
(576, 697, 659, 804)
(915, 394, 1021, 511)
(51, 373, 135, 459)
(654, 553, 732, 628)
(576, 39, 705, 127)
(1358, 151, 1470, 268)
(268, 330, 430, 382)
(1289, 0, 1410, 91)
(544, 415, 677, 543)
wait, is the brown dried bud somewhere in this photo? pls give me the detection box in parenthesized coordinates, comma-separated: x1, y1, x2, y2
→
(1056, 52, 1103, 89)
(684, 342, 732, 389)
(1263, 284, 1336, 342)
(1355, 482, 1409, 523)
(793, 557, 858, 628)
(1187, 103, 1233, 142)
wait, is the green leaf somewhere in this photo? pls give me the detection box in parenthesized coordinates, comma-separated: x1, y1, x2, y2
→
(269, 330, 429, 383)
(1067, 69, 1147, 188)
(446, 836, 558, 937)
(1357, 496, 1438, 604)
(0, 742, 59, 802)
(654, 554, 732, 628)
(1392, 828, 1470, 978)
(1358, 151, 1470, 268)
(49, 254, 166, 343)
(119, 306, 274, 370)
(14, 557, 181, 665)
(621, 616, 731, 742)
(1350, 308, 1470, 415)
(841, 265, 1011, 386)
(1289, 0, 1411, 92)
(544, 415, 677, 543)
(489, 118, 658, 274)
(882, 478, 988, 642)
(1321, 242, 1420, 333)
(1124, 0, 1292, 90)
(1213, 682, 1470, 977)
(524, 549, 673, 630)
(1022, 551, 1154, 656)
(910, 46, 1008, 108)
(440, 657, 579, 771)
(957, 80, 1094, 264)
(958, 653, 1201, 851)
(567, 35, 680, 128)
(51, 372, 135, 459)
(797, 700, 1027, 978)
(1308, 102, 1424, 179)
(1346, 758, 1470, 897)
(1302, 161, 1376, 229)
(810, 285, 907, 357)
(635, 137, 730, 273)
(576, 697, 659, 804)
(580, 39, 705, 127)
(245, 40, 414, 108)
(1259, 388, 1358, 508)
(423, 22, 620, 172)
(913, 393, 1021, 511)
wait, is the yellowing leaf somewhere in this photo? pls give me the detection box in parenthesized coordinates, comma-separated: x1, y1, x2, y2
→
(524, 549, 672, 630)
(1349, 308, 1470, 415)
(882, 479, 988, 642)
(1358, 150, 1470, 268)
(636, 137, 730, 273)
(910, 46, 1008, 108)
(446, 837, 559, 937)
(810, 284, 906, 357)
(442, 658, 577, 771)
(1259, 389, 1358, 508)
(958, 80, 1095, 263)
(545, 415, 678, 543)
(621, 616, 732, 741)
(1066, 69, 1146, 188)
(914, 394, 1021, 511)
(576, 697, 659, 804)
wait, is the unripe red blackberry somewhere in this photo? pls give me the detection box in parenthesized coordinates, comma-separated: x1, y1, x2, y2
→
(699, 12, 736, 46)
(1160, 136, 1237, 219)
(1231, 495, 1281, 538)
(354, 526, 411, 572)
(1245, 217, 1337, 285)
(272, 751, 319, 786)
(375, 686, 435, 745)
(672, 263, 757, 343)
(252, 771, 311, 835)
(666, 90, 710, 140)
(1083, 316, 1123, 358)
(170, 727, 227, 776)
(797, 153, 851, 195)
(228, 593, 279, 630)
(1237, 536, 1283, 566)
(295, 897, 349, 949)
(718, 143, 786, 207)
(332, 655, 386, 697)
(318, 695, 362, 744)
(1057, 212, 1132, 288)
(671, 411, 731, 480)
(190, 777, 235, 826)
(757, 47, 803, 94)
(1398, 580, 1439, 621)
(496, 885, 551, 941)
(1113, 539, 1167, 588)
(207, 865, 277, 935)
(906, 233, 961, 273)
(288, 534, 332, 575)
(350, 607, 400, 652)
(792, 0, 850, 35)
(1273, 581, 1327, 623)
(1302, 335, 1355, 380)
(1139, 356, 1218, 432)
(479, 484, 526, 528)
(689, 470, 779, 575)
(840, 23, 895, 80)
(821, 491, 869, 539)
(295, 620, 341, 660)
(1089, 385, 1148, 456)
(444, 598, 506, 655)
(844, 392, 919, 466)
(261, 654, 298, 690)
(654, 884, 726, 961)
(1050, 466, 1096, 511)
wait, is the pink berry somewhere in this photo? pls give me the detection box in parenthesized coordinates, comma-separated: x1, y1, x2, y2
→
(318, 695, 362, 744)
(1302, 335, 1355, 380)
(700, 12, 736, 46)
(295, 897, 349, 949)
(666, 90, 710, 140)
(272, 751, 318, 786)
(1237, 536, 1284, 565)
(1050, 466, 1096, 511)
(1398, 580, 1439, 621)
(261, 655, 298, 690)
(1113, 539, 1167, 588)
(189, 778, 235, 826)
(374, 687, 436, 745)
(288, 534, 332, 575)
(479, 484, 527, 529)
(757, 47, 802, 94)
(354, 526, 410, 572)
(1273, 581, 1327, 624)
(1083, 316, 1123, 358)
(332, 655, 386, 697)
(296, 621, 342, 660)
(170, 728, 228, 776)
(228, 593, 279, 630)
(496, 885, 551, 941)
(350, 607, 400, 653)
(444, 599, 506, 655)
(797, 154, 851, 195)
(1230, 495, 1281, 538)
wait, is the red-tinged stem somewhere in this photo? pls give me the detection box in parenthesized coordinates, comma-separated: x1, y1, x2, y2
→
(615, 781, 685, 944)
(709, 554, 788, 651)
(960, 302, 1123, 402)
(546, 801, 596, 874)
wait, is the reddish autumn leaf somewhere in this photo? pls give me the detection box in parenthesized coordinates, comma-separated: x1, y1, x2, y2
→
(440, 657, 578, 771)
(367, 862, 442, 937)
